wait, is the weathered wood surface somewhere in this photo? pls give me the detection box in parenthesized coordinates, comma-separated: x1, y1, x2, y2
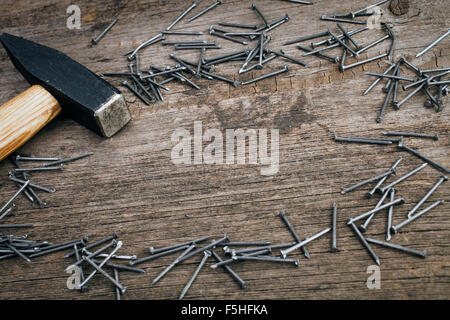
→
(0, 0, 448, 300)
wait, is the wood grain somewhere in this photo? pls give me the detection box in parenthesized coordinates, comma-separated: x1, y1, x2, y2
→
(0, 85, 61, 161)
(0, 0, 448, 300)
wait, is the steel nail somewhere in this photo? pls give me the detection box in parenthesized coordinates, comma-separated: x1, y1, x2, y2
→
(216, 242, 271, 247)
(347, 197, 405, 225)
(340, 53, 388, 72)
(29, 238, 86, 257)
(341, 168, 395, 195)
(241, 66, 289, 85)
(235, 255, 299, 266)
(367, 157, 402, 198)
(331, 203, 339, 252)
(113, 268, 121, 300)
(365, 71, 415, 82)
(258, 33, 265, 68)
(281, 0, 314, 4)
(73, 244, 88, 292)
(0, 224, 33, 229)
(263, 14, 289, 33)
(0, 204, 15, 220)
(340, 38, 349, 69)
(0, 181, 30, 215)
(210, 30, 248, 45)
(4, 242, 31, 263)
(377, 74, 395, 123)
(354, 0, 388, 15)
(321, 15, 367, 25)
(151, 244, 197, 286)
(177, 234, 228, 263)
(43, 152, 94, 167)
(162, 31, 203, 35)
(149, 236, 209, 255)
(26, 185, 46, 209)
(391, 62, 402, 107)
(179, 250, 211, 299)
(408, 176, 447, 218)
(384, 23, 395, 60)
(297, 45, 339, 63)
(166, 2, 197, 31)
(225, 242, 296, 255)
(127, 33, 164, 60)
(279, 210, 310, 258)
(94, 260, 145, 273)
(217, 22, 258, 29)
(65, 233, 118, 259)
(391, 200, 443, 234)
(251, 4, 269, 26)
(9, 176, 56, 193)
(187, 0, 222, 23)
(280, 228, 331, 259)
(284, 31, 329, 46)
(14, 166, 62, 173)
(91, 18, 119, 45)
(272, 49, 309, 67)
(357, 34, 390, 55)
(393, 82, 426, 109)
(366, 238, 427, 258)
(360, 188, 391, 232)
(383, 132, 439, 140)
(397, 141, 449, 174)
(386, 188, 396, 241)
(196, 47, 206, 78)
(416, 28, 450, 58)
(200, 70, 240, 87)
(349, 223, 380, 265)
(16, 156, 60, 162)
(131, 245, 190, 266)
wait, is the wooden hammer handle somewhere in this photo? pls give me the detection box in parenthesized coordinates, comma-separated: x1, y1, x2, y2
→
(0, 85, 61, 161)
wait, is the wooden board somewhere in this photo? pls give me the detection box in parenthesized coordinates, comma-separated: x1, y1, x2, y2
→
(0, 0, 448, 300)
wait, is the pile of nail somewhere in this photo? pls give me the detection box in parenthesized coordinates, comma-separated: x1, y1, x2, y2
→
(128, 209, 333, 299)
(284, 1, 394, 73)
(363, 57, 449, 122)
(0, 152, 94, 220)
(340, 154, 446, 265)
(99, 2, 305, 104)
(64, 233, 142, 300)
(0, 233, 88, 263)
(334, 132, 449, 174)
(96, 1, 400, 105)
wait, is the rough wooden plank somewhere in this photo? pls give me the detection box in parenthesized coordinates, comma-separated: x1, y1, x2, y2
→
(0, 0, 449, 300)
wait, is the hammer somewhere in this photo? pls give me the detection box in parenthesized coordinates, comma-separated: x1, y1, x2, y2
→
(0, 33, 131, 161)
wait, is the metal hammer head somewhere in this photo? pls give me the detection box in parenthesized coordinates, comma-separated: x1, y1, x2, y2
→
(0, 33, 131, 137)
